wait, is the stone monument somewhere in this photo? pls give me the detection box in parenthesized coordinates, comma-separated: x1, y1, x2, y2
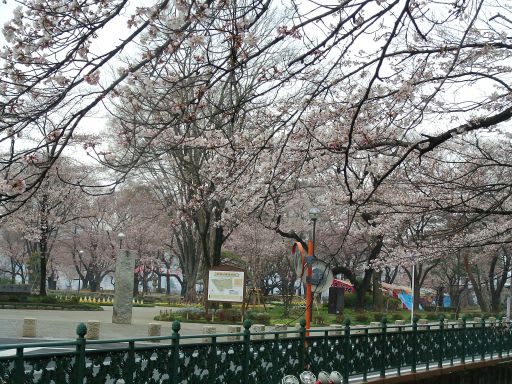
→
(112, 233, 136, 324)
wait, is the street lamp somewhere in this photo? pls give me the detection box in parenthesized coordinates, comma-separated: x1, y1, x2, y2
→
(305, 207, 320, 331)
(309, 208, 320, 253)
(118, 232, 126, 249)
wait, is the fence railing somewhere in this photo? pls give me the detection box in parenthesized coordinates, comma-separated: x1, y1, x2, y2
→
(1, 316, 511, 384)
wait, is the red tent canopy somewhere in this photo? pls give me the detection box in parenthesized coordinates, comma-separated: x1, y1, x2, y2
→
(331, 279, 354, 292)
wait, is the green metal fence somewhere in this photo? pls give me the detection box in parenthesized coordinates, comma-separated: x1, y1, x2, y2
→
(1, 316, 511, 384)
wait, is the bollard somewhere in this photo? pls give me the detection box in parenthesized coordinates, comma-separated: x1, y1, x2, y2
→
(148, 323, 161, 342)
(202, 326, 216, 343)
(86, 320, 101, 340)
(22, 318, 37, 338)
(418, 319, 428, 330)
(227, 325, 242, 341)
(350, 325, 364, 335)
(390, 319, 405, 332)
(369, 322, 380, 334)
(274, 324, 287, 338)
(329, 324, 343, 336)
(293, 322, 301, 338)
(252, 324, 265, 340)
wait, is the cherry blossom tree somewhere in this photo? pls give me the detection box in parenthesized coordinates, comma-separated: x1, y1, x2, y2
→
(2, 0, 512, 306)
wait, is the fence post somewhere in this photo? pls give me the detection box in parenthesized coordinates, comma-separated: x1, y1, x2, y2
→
(380, 317, 387, 378)
(126, 341, 135, 384)
(438, 315, 444, 368)
(75, 323, 87, 384)
(242, 319, 252, 382)
(481, 317, 486, 361)
(499, 318, 503, 359)
(343, 318, 351, 384)
(412, 316, 418, 373)
(14, 347, 24, 384)
(461, 317, 466, 364)
(171, 320, 181, 384)
(298, 318, 306, 373)
(363, 327, 369, 381)
(208, 334, 217, 384)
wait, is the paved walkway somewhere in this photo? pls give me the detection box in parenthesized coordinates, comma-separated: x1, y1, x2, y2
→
(0, 306, 234, 340)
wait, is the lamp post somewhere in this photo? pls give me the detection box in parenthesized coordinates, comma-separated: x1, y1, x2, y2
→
(306, 207, 320, 331)
(118, 232, 125, 249)
(410, 254, 417, 325)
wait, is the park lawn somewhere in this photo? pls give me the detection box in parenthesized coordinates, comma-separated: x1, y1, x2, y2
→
(263, 304, 413, 326)
(155, 303, 417, 327)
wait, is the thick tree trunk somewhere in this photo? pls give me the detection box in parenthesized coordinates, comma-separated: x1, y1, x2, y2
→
(133, 273, 139, 296)
(89, 279, 99, 292)
(183, 281, 197, 302)
(166, 274, 171, 295)
(373, 271, 383, 311)
(38, 192, 49, 296)
(413, 282, 420, 311)
(463, 253, 489, 312)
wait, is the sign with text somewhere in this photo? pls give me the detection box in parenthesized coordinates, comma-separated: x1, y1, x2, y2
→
(207, 269, 245, 303)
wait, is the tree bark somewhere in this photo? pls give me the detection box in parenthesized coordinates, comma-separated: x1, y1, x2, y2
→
(373, 270, 383, 311)
(463, 252, 489, 312)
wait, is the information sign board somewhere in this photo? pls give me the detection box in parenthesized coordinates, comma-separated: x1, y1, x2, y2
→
(207, 269, 245, 303)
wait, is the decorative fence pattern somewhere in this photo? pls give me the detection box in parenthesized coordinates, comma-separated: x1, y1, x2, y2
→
(1, 317, 511, 384)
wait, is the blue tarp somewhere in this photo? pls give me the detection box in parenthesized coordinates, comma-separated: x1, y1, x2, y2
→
(398, 292, 423, 311)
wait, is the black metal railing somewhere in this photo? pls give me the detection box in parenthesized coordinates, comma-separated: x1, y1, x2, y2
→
(0, 316, 510, 384)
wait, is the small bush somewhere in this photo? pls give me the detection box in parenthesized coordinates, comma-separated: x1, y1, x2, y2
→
(391, 313, 403, 321)
(344, 292, 373, 309)
(154, 310, 176, 321)
(313, 314, 327, 325)
(425, 312, 439, 321)
(373, 312, 385, 323)
(246, 311, 271, 325)
(43, 296, 59, 304)
(223, 309, 242, 322)
(385, 297, 402, 310)
(335, 313, 345, 324)
(354, 313, 369, 323)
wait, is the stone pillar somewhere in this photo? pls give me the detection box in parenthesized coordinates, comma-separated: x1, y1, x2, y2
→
(227, 325, 242, 341)
(112, 249, 136, 324)
(252, 324, 266, 340)
(274, 324, 287, 338)
(22, 318, 37, 338)
(86, 320, 100, 340)
(148, 323, 161, 342)
(329, 324, 343, 336)
(203, 326, 216, 343)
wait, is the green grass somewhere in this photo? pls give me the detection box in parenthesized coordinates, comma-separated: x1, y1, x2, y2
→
(154, 304, 419, 327)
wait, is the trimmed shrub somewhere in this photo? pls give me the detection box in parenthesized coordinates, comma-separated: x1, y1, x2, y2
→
(246, 311, 271, 325)
(344, 292, 373, 309)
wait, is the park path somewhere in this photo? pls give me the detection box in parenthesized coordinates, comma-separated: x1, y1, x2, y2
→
(0, 306, 232, 340)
